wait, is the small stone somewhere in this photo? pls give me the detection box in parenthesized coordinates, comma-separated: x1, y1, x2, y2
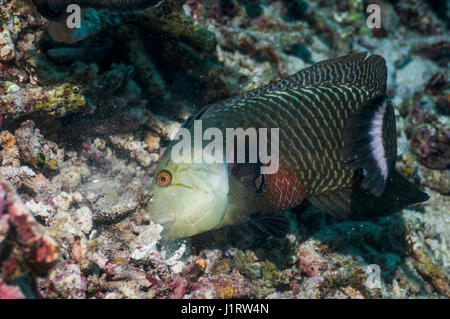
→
(144, 131, 161, 153)
(130, 223, 163, 261)
(75, 207, 93, 235)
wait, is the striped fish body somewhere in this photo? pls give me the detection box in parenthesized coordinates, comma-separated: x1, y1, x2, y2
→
(190, 52, 426, 225)
(202, 84, 388, 213)
(147, 52, 428, 239)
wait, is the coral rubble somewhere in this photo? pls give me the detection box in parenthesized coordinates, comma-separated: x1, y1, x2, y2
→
(0, 0, 448, 299)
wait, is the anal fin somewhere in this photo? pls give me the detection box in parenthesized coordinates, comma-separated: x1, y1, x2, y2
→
(308, 188, 352, 219)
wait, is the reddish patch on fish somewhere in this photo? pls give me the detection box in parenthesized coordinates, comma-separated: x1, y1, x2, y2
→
(265, 166, 306, 210)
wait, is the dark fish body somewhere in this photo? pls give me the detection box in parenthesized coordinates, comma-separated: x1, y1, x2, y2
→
(37, 0, 161, 11)
(22, 0, 162, 20)
(187, 52, 428, 224)
(17, 0, 165, 43)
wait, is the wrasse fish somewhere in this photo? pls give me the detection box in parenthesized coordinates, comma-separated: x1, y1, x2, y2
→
(148, 52, 429, 239)
(19, 0, 162, 20)
(17, 0, 215, 43)
(16, 0, 163, 43)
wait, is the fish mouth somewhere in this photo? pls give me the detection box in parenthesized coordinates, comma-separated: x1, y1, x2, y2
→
(153, 216, 180, 239)
(147, 199, 176, 227)
(157, 215, 176, 227)
(150, 210, 176, 227)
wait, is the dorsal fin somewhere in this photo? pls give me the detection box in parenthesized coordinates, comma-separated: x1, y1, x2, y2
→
(183, 52, 387, 128)
(220, 52, 377, 106)
(292, 52, 386, 95)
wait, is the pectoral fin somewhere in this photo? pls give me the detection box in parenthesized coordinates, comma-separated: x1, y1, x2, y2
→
(246, 213, 290, 238)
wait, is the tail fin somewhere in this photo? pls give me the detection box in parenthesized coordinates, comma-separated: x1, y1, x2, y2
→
(349, 168, 429, 220)
(309, 169, 429, 220)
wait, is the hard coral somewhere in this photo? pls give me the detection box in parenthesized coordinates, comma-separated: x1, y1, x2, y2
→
(14, 120, 63, 169)
(0, 0, 449, 300)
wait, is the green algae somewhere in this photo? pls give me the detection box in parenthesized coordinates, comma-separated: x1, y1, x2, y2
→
(33, 84, 86, 116)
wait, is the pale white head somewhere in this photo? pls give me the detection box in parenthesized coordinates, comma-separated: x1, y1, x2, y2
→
(147, 146, 229, 238)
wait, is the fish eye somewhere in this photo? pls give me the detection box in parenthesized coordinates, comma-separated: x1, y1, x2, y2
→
(156, 170, 172, 187)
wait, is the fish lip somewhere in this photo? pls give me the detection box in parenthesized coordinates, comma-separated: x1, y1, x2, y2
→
(160, 206, 211, 238)
(158, 217, 177, 238)
(154, 215, 176, 227)
(158, 218, 175, 227)
(148, 205, 176, 227)
(160, 223, 175, 237)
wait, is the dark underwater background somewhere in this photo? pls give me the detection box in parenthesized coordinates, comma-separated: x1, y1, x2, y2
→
(0, 0, 448, 298)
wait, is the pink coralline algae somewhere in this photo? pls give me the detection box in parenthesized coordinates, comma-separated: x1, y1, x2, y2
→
(0, 0, 448, 300)
(405, 102, 450, 170)
(188, 273, 257, 299)
(0, 278, 25, 299)
(0, 179, 60, 297)
(410, 125, 450, 170)
(296, 241, 329, 277)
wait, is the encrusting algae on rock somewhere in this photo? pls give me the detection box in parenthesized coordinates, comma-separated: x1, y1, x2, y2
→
(0, 0, 448, 299)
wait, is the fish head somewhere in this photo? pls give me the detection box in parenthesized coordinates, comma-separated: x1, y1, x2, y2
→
(147, 146, 229, 239)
